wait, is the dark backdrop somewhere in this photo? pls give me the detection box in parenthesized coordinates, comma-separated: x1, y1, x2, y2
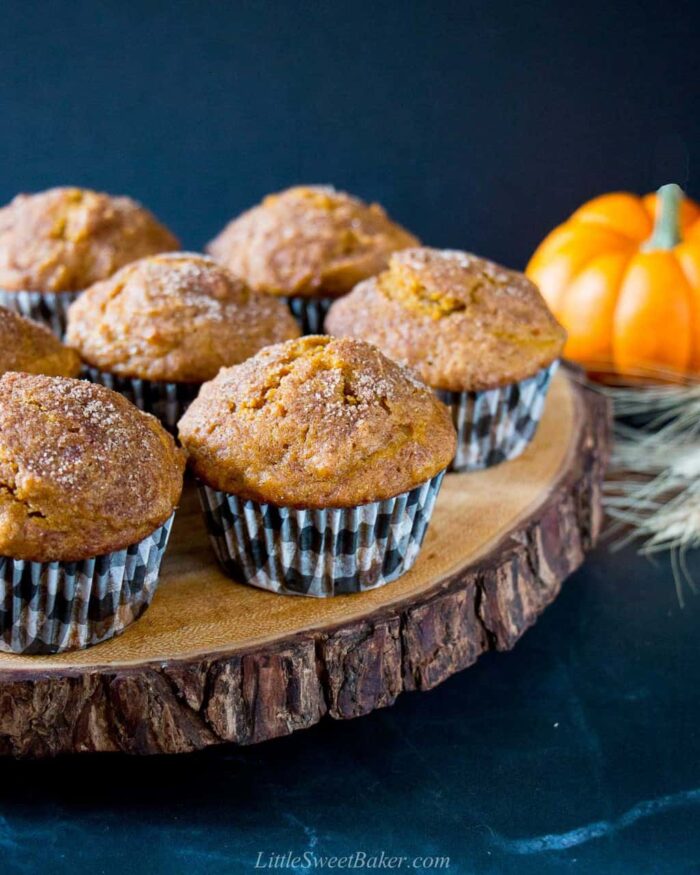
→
(1, 0, 698, 269)
(1, 6, 700, 871)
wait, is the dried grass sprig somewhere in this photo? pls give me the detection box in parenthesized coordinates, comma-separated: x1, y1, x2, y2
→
(591, 374, 700, 604)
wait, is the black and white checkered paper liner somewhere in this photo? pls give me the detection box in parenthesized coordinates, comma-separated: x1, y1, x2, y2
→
(0, 288, 81, 338)
(283, 296, 334, 335)
(0, 515, 174, 654)
(84, 367, 200, 432)
(437, 361, 558, 472)
(198, 471, 445, 597)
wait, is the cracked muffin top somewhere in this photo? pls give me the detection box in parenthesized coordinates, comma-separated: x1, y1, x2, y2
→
(178, 335, 455, 507)
(0, 187, 179, 293)
(66, 253, 300, 383)
(326, 248, 567, 391)
(206, 185, 418, 300)
(0, 373, 185, 562)
(0, 307, 81, 378)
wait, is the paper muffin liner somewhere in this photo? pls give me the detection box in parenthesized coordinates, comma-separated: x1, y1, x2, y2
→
(84, 367, 200, 432)
(436, 361, 558, 472)
(0, 288, 81, 338)
(283, 296, 335, 335)
(0, 515, 174, 655)
(198, 471, 446, 597)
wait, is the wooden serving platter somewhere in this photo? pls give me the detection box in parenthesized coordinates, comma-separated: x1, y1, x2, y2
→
(0, 371, 610, 757)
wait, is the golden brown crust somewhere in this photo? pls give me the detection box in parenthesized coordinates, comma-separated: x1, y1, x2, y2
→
(66, 253, 300, 383)
(206, 186, 418, 300)
(0, 307, 81, 378)
(326, 248, 567, 391)
(0, 373, 185, 562)
(178, 336, 455, 508)
(0, 187, 179, 293)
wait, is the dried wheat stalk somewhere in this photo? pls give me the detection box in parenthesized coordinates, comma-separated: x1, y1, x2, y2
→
(594, 377, 700, 603)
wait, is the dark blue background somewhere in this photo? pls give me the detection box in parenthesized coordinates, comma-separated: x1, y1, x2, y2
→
(1, 0, 699, 268)
(1, 2, 699, 872)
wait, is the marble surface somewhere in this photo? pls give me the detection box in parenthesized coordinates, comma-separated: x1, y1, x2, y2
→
(1, 543, 698, 874)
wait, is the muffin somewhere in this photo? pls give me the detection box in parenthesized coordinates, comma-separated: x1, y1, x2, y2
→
(66, 253, 300, 430)
(0, 373, 185, 653)
(0, 187, 179, 335)
(0, 306, 81, 378)
(326, 248, 566, 470)
(207, 185, 418, 333)
(178, 336, 456, 596)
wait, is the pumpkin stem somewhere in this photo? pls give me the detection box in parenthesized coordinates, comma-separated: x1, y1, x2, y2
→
(642, 183, 683, 251)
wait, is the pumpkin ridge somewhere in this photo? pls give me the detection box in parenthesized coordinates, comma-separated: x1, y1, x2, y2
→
(613, 251, 693, 376)
(570, 192, 653, 241)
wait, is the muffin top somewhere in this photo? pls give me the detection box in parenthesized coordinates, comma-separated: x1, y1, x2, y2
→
(206, 185, 418, 300)
(0, 307, 81, 378)
(326, 248, 567, 392)
(66, 253, 301, 383)
(178, 336, 455, 508)
(0, 373, 185, 562)
(0, 187, 179, 293)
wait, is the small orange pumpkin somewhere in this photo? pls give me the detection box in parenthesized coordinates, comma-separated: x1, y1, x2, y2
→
(526, 184, 700, 379)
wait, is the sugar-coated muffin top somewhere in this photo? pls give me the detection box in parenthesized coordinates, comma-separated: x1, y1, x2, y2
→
(0, 373, 185, 562)
(178, 336, 455, 508)
(0, 307, 80, 378)
(66, 253, 300, 383)
(0, 187, 179, 293)
(326, 248, 567, 391)
(206, 185, 418, 300)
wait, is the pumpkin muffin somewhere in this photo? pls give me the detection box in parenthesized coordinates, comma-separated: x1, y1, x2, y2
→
(66, 253, 300, 429)
(0, 373, 185, 653)
(207, 185, 418, 333)
(179, 336, 455, 597)
(0, 306, 80, 378)
(327, 247, 566, 470)
(0, 186, 179, 335)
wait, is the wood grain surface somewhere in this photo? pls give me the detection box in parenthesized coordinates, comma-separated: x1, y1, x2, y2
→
(0, 371, 610, 756)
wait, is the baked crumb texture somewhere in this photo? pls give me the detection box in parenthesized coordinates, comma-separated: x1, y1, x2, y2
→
(0, 187, 179, 292)
(326, 247, 567, 391)
(0, 373, 185, 562)
(66, 253, 300, 383)
(207, 186, 419, 300)
(0, 306, 80, 377)
(178, 336, 456, 508)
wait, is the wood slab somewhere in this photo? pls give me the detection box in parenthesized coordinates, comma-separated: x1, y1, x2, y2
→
(0, 371, 610, 757)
